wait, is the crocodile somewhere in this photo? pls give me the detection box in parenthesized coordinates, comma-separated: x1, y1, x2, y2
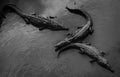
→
(55, 6, 94, 51)
(2, 4, 69, 31)
(57, 43, 114, 73)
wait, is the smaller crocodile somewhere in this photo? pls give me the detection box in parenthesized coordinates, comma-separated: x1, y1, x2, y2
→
(57, 43, 114, 73)
(55, 6, 94, 51)
(2, 4, 69, 31)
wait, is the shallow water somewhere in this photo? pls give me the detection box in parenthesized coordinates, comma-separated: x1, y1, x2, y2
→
(0, 0, 120, 77)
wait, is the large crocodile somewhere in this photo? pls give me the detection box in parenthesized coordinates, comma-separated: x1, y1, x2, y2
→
(55, 6, 94, 51)
(2, 4, 69, 31)
(57, 43, 114, 73)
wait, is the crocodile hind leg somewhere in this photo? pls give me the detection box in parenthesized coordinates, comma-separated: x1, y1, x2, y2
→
(89, 27, 94, 35)
(24, 18, 30, 24)
(101, 52, 106, 57)
(79, 48, 85, 55)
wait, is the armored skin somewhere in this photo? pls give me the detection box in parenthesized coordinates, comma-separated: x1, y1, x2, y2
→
(2, 4, 69, 31)
(55, 6, 94, 51)
(57, 43, 114, 73)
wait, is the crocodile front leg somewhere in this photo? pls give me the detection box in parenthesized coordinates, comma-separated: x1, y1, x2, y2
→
(24, 18, 30, 24)
(66, 33, 74, 37)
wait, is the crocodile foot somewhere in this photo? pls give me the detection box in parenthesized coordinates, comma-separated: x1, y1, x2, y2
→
(66, 33, 74, 37)
(48, 16, 57, 19)
(89, 27, 94, 35)
(79, 48, 85, 54)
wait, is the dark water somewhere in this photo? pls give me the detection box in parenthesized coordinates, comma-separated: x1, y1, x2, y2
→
(0, 0, 120, 77)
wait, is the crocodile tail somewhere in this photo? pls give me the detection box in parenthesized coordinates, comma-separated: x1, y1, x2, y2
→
(65, 6, 93, 27)
(2, 4, 24, 17)
(98, 61, 115, 73)
(55, 40, 71, 51)
(57, 43, 81, 58)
